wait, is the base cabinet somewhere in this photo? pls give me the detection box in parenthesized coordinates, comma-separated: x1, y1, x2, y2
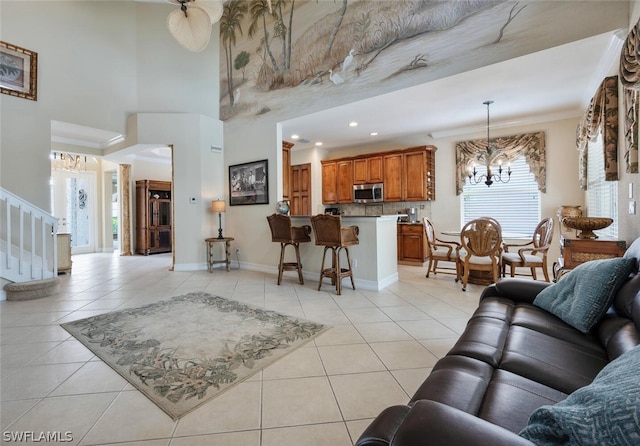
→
(397, 223, 427, 264)
(136, 180, 172, 255)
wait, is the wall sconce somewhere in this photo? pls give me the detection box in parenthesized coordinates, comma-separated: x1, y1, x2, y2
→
(211, 200, 226, 239)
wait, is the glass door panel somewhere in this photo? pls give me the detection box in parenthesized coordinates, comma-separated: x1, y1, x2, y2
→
(158, 201, 171, 226)
(52, 170, 96, 254)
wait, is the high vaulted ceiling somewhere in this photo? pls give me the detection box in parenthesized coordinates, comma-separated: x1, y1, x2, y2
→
(50, 2, 627, 159)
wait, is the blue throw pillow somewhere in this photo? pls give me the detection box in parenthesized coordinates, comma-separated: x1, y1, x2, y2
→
(519, 345, 640, 445)
(533, 257, 636, 333)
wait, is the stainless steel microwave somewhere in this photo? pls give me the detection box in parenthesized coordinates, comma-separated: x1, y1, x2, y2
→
(353, 183, 383, 203)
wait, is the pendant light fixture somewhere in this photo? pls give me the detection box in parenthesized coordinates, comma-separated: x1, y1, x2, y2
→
(166, 0, 224, 52)
(467, 100, 512, 187)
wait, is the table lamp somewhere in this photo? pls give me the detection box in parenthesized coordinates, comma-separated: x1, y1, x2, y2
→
(211, 200, 226, 239)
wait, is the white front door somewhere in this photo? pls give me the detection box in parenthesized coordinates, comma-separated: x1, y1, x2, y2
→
(52, 170, 97, 254)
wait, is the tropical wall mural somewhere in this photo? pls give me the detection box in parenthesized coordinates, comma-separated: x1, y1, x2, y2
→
(219, 0, 626, 123)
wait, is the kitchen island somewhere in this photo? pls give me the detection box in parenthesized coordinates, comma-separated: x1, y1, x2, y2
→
(290, 215, 399, 291)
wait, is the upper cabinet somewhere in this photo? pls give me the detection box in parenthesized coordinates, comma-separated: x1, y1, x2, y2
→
(336, 160, 354, 203)
(322, 146, 436, 204)
(322, 159, 354, 204)
(383, 152, 403, 202)
(321, 161, 338, 204)
(353, 156, 383, 184)
(404, 147, 436, 201)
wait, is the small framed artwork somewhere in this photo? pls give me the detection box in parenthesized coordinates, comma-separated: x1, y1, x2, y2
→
(229, 159, 269, 206)
(0, 41, 38, 101)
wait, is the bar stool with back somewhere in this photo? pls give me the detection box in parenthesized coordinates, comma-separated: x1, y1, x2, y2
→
(266, 214, 312, 285)
(310, 214, 359, 295)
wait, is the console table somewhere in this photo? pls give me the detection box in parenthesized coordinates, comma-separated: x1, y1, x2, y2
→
(205, 237, 234, 272)
(553, 236, 626, 281)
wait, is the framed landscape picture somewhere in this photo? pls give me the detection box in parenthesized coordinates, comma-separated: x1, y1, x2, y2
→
(0, 41, 37, 101)
(229, 159, 269, 206)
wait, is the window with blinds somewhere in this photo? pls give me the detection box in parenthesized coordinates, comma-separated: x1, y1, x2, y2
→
(586, 133, 618, 238)
(460, 156, 540, 234)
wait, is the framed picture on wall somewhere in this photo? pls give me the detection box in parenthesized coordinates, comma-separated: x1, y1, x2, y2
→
(0, 41, 38, 101)
(229, 159, 269, 206)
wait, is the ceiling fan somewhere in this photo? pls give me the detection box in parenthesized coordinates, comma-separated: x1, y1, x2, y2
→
(166, 0, 224, 52)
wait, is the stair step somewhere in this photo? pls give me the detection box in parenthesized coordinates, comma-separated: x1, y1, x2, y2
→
(4, 278, 60, 301)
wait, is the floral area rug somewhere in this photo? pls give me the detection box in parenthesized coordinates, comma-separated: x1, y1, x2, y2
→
(61, 292, 329, 420)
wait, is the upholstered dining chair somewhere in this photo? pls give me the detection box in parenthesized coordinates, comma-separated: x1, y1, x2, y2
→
(266, 214, 312, 285)
(423, 217, 460, 279)
(310, 214, 359, 295)
(501, 217, 554, 282)
(457, 217, 503, 291)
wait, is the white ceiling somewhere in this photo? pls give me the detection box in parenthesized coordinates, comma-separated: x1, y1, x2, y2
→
(51, 28, 625, 159)
(280, 30, 626, 151)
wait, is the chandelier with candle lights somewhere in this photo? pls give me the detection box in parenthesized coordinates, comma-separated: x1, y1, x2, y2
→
(467, 100, 512, 187)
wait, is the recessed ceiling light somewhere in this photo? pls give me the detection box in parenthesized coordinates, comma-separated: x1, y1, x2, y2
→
(315, 142, 323, 146)
(349, 122, 358, 127)
(291, 134, 299, 140)
(370, 132, 378, 136)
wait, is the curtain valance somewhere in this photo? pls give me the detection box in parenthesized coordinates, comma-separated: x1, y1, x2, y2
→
(576, 75, 619, 186)
(620, 18, 640, 173)
(455, 132, 546, 196)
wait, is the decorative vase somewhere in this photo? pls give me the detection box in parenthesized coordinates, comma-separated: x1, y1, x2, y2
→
(556, 205, 582, 234)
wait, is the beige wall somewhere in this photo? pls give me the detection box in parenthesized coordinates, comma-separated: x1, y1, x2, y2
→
(0, 1, 224, 268)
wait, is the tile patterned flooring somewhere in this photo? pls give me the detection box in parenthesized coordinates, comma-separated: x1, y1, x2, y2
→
(1, 253, 484, 445)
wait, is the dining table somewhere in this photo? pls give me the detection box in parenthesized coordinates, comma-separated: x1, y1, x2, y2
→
(440, 230, 529, 286)
(441, 230, 530, 239)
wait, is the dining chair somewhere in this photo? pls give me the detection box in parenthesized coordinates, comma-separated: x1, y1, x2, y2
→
(423, 217, 460, 279)
(457, 217, 503, 291)
(266, 214, 312, 285)
(501, 217, 554, 282)
(310, 214, 359, 295)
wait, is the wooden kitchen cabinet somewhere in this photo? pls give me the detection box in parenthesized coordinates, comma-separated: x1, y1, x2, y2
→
(337, 160, 353, 203)
(383, 153, 403, 201)
(404, 148, 436, 201)
(321, 161, 338, 204)
(136, 180, 172, 255)
(397, 223, 427, 264)
(353, 156, 383, 184)
(322, 145, 436, 203)
(322, 159, 353, 204)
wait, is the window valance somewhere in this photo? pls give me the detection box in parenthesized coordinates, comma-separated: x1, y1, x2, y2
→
(575, 75, 619, 184)
(455, 132, 546, 196)
(620, 18, 640, 173)
(623, 88, 639, 174)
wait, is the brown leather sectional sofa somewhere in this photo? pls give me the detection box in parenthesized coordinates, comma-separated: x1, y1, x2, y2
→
(356, 238, 640, 446)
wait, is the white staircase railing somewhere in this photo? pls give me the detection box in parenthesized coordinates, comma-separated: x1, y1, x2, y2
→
(0, 187, 58, 283)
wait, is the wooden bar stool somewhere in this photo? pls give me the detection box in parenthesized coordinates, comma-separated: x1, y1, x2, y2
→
(310, 214, 359, 295)
(267, 214, 311, 285)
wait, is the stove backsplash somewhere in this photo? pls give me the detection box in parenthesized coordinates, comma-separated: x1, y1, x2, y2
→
(335, 201, 432, 221)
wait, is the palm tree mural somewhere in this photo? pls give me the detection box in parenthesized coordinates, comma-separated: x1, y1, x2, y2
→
(325, 0, 347, 57)
(220, 0, 248, 107)
(249, 0, 297, 89)
(249, 0, 280, 79)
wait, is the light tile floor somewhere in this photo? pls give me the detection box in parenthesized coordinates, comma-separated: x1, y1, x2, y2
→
(1, 253, 484, 445)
